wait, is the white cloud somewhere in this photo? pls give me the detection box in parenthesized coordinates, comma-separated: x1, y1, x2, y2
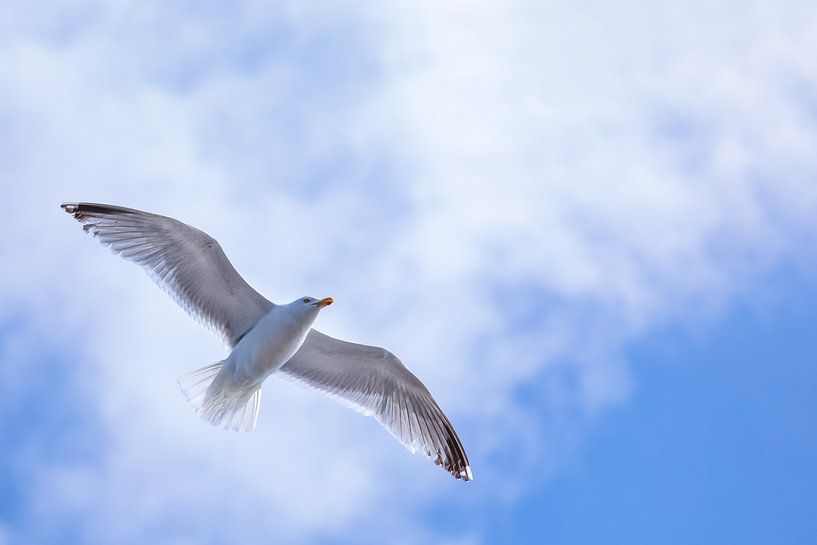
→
(1, 1, 817, 543)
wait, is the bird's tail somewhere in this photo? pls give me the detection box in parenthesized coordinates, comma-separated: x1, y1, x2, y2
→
(178, 361, 262, 433)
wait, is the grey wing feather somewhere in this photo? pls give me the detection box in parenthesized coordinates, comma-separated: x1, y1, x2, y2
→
(61, 202, 274, 347)
(280, 329, 472, 481)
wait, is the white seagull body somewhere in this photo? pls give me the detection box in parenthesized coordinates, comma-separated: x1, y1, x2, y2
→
(61, 202, 472, 481)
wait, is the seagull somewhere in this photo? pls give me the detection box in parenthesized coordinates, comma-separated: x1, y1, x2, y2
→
(61, 202, 472, 481)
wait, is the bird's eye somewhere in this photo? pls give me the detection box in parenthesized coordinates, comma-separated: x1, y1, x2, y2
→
(303, 298, 310, 303)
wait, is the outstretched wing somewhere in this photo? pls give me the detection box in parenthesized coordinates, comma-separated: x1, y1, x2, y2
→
(280, 329, 472, 481)
(61, 202, 274, 347)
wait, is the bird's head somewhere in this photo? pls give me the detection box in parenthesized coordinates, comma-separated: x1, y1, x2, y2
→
(291, 296, 334, 315)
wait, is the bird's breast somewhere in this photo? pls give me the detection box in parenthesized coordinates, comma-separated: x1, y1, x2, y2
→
(229, 309, 312, 385)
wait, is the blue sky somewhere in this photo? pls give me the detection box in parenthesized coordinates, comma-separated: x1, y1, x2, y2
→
(497, 269, 817, 545)
(1, 2, 817, 544)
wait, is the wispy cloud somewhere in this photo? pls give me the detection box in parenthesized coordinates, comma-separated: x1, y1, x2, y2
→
(1, 1, 816, 543)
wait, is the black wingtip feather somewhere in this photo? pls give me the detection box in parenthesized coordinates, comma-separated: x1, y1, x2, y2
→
(61, 202, 145, 218)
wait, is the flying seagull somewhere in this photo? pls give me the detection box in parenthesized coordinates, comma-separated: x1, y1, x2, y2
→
(61, 202, 472, 481)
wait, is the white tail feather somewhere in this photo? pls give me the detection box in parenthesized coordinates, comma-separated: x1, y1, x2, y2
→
(178, 362, 262, 433)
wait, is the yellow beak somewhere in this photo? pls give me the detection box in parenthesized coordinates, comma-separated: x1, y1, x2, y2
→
(314, 297, 334, 308)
